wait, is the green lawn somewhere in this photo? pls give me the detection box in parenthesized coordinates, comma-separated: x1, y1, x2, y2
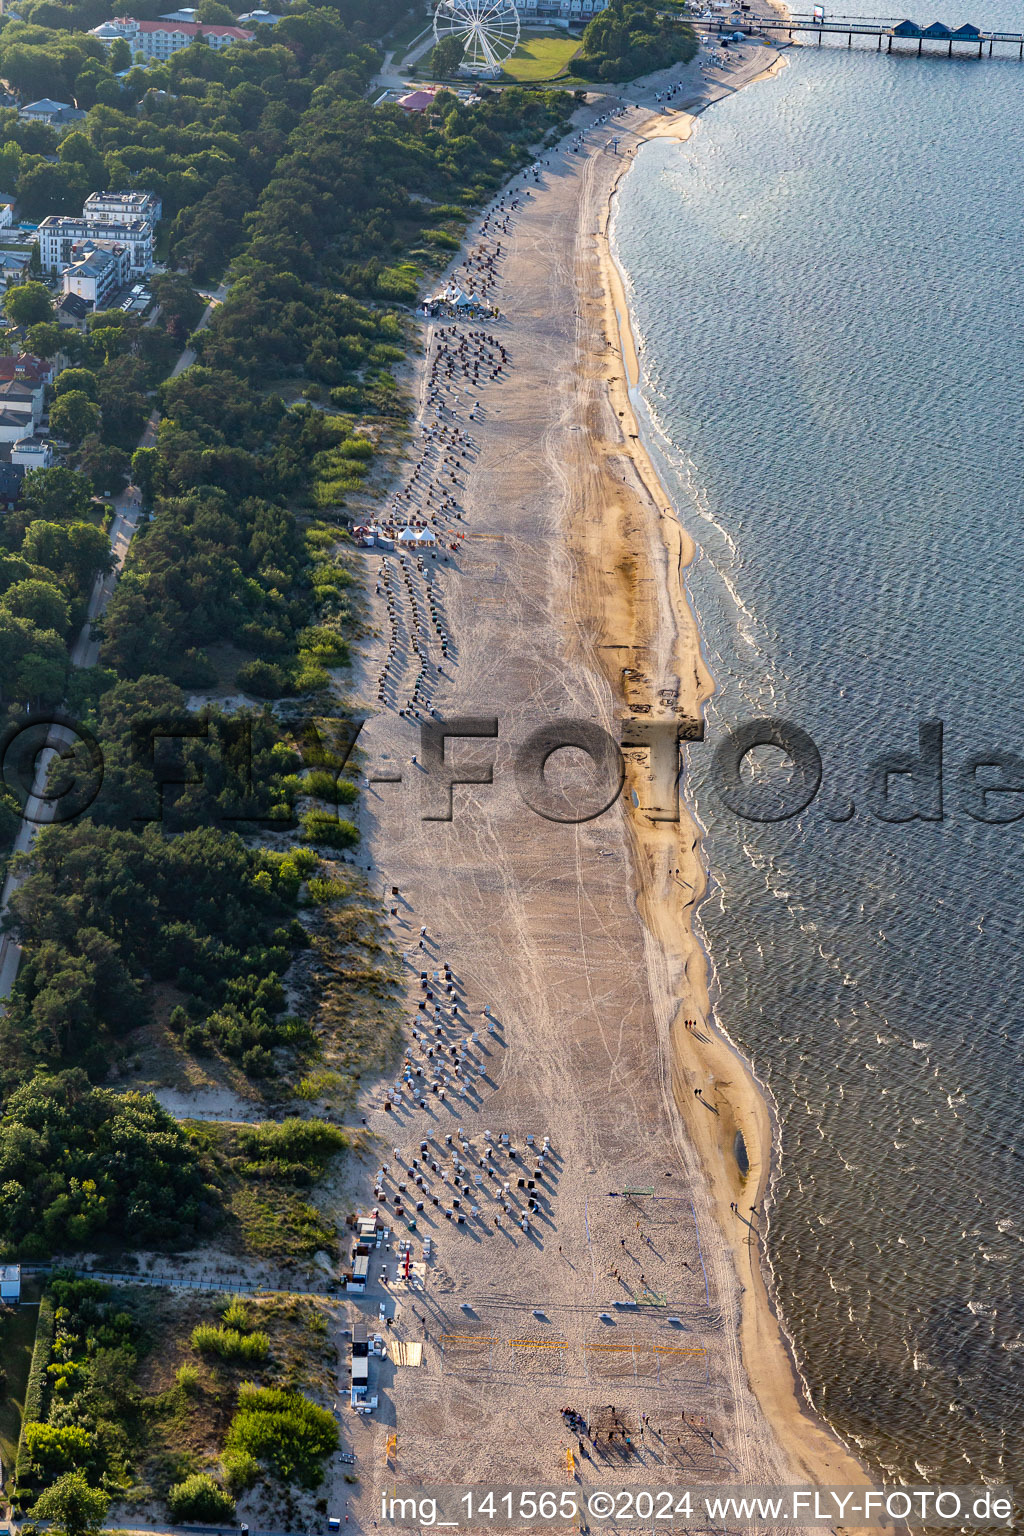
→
(0, 1290, 41, 1484)
(501, 35, 582, 81)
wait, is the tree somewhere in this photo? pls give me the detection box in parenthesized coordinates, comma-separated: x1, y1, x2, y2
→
(3, 282, 54, 329)
(0, 606, 67, 702)
(150, 271, 204, 342)
(0, 1071, 210, 1244)
(225, 1384, 338, 1486)
(55, 367, 99, 401)
(96, 353, 149, 445)
(17, 162, 89, 221)
(1, 578, 70, 636)
(22, 520, 113, 596)
(15, 640, 66, 702)
(73, 62, 109, 111)
(0, 45, 64, 103)
(197, 0, 237, 20)
(576, 0, 697, 79)
(93, 77, 125, 109)
(78, 436, 129, 497)
(109, 37, 132, 71)
(57, 131, 105, 188)
(24, 321, 72, 362)
(131, 445, 160, 504)
(31, 1471, 109, 1536)
(432, 34, 465, 76)
(49, 391, 101, 448)
(166, 1472, 235, 1522)
(21, 467, 95, 523)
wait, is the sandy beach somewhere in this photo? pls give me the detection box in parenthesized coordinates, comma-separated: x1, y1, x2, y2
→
(339, 36, 874, 1530)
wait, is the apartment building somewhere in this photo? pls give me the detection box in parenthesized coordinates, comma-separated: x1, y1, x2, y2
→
(90, 16, 254, 59)
(61, 241, 132, 308)
(38, 214, 153, 277)
(84, 190, 163, 226)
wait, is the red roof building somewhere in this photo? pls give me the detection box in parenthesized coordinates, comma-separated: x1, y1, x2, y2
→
(398, 88, 440, 113)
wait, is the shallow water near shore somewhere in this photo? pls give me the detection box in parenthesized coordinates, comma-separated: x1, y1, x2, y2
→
(612, 5, 1024, 1487)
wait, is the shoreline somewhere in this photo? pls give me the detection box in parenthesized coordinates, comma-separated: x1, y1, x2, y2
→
(583, 84, 875, 1491)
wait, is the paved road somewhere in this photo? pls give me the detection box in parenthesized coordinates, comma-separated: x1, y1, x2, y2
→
(0, 282, 227, 1000)
(372, 26, 435, 91)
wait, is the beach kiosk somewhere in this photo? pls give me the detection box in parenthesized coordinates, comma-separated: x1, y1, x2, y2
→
(357, 1214, 379, 1244)
(350, 1321, 369, 1402)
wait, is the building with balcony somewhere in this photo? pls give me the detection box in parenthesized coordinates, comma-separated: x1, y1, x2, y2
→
(38, 214, 153, 277)
(61, 241, 132, 309)
(90, 16, 255, 59)
(515, 0, 609, 19)
(11, 437, 54, 470)
(84, 190, 162, 226)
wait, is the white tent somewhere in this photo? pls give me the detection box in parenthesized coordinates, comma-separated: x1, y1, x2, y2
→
(397, 527, 419, 543)
(415, 528, 438, 544)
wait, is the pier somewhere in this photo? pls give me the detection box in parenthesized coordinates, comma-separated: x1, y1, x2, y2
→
(693, 13, 1024, 59)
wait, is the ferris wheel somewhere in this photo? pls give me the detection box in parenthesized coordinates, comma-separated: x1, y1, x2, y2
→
(433, 0, 521, 76)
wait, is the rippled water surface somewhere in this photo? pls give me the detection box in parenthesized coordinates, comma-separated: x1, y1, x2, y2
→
(612, 7, 1024, 1486)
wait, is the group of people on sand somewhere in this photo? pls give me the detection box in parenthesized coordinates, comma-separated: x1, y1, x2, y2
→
(567, 103, 628, 155)
(370, 194, 520, 722)
(374, 554, 451, 719)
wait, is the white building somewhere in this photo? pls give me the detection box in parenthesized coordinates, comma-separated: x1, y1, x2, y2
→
(18, 98, 86, 127)
(0, 1265, 20, 1302)
(238, 9, 282, 22)
(0, 251, 32, 289)
(62, 241, 132, 309)
(0, 203, 12, 229)
(90, 16, 255, 59)
(84, 189, 162, 226)
(0, 381, 41, 430)
(38, 215, 153, 278)
(516, 0, 609, 17)
(11, 437, 53, 470)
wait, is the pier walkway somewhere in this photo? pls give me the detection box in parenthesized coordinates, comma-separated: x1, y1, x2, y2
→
(692, 12, 1024, 58)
